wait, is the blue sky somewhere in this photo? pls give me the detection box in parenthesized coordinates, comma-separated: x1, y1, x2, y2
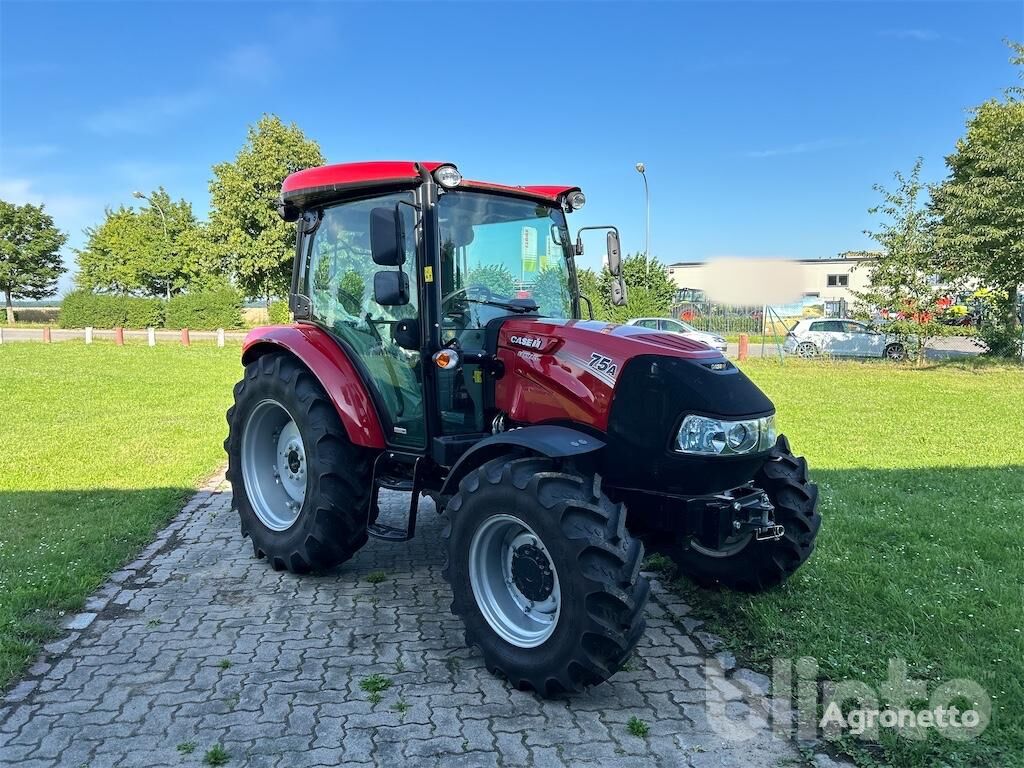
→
(1, 0, 1021, 293)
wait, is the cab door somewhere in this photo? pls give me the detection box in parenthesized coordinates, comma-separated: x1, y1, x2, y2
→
(303, 192, 426, 449)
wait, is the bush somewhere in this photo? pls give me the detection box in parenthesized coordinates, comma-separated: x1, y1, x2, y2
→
(268, 299, 291, 325)
(164, 286, 243, 330)
(59, 291, 164, 329)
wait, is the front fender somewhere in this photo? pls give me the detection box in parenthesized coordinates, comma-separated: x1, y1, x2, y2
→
(439, 425, 604, 496)
(242, 324, 386, 449)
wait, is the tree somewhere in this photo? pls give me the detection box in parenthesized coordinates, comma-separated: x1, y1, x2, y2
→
(598, 253, 676, 323)
(209, 115, 325, 303)
(75, 189, 218, 297)
(0, 201, 67, 323)
(855, 159, 956, 365)
(931, 41, 1024, 357)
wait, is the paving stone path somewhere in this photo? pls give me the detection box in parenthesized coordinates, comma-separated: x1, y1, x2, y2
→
(0, 476, 843, 768)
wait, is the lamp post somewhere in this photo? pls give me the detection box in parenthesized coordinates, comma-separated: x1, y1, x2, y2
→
(635, 162, 650, 278)
(133, 190, 171, 299)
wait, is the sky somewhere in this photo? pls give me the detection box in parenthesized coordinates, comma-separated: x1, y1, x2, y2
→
(1, 0, 1022, 294)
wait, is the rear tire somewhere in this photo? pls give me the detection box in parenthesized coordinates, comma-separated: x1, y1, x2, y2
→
(442, 456, 649, 696)
(672, 435, 821, 592)
(225, 352, 374, 573)
(884, 343, 907, 361)
(796, 342, 818, 358)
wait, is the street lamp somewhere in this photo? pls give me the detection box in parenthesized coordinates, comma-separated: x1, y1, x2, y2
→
(133, 190, 171, 299)
(635, 162, 650, 277)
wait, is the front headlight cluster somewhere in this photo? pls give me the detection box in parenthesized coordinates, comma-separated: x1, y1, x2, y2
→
(675, 414, 776, 456)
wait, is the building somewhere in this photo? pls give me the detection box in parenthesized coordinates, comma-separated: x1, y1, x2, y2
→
(668, 254, 875, 309)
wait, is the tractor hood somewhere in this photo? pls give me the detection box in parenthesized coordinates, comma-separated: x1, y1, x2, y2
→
(490, 317, 773, 434)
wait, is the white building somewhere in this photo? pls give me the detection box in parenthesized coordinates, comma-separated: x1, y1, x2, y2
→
(668, 254, 875, 307)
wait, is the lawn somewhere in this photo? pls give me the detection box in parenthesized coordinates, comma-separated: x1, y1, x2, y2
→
(0, 342, 240, 688)
(672, 358, 1024, 767)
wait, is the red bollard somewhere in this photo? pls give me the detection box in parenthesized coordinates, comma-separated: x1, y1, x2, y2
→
(115, 327, 125, 346)
(738, 333, 749, 361)
(180, 328, 191, 347)
(42, 326, 51, 343)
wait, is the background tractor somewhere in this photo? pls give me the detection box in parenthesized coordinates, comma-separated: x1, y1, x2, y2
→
(225, 161, 821, 696)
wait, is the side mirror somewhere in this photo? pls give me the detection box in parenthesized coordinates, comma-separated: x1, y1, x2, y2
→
(373, 270, 410, 306)
(610, 276, 628, 306)
(370, 206, 405, 266)
(607, 230, 622, 276)
(392, 318, 419, 350)
(575, 233, 584, 256)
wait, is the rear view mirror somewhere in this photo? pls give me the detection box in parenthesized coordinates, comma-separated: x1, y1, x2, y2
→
(373, 270, 409, 306)
(370, 206, 405, 266)
(607, 230, 622, 276)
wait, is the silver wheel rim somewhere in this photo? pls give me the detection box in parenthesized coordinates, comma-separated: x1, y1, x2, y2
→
(690, 532, 753, 558)
(469, 514, 561, 648)
(797, 343, 816, 358)
(241, 399, 307, 531)
(887, 345, 903, 360)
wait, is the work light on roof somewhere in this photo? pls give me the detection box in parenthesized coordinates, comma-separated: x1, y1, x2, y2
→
(567, 191, 586, 211)
(434, 165, 462, 188)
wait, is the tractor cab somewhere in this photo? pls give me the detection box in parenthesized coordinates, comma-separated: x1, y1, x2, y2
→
(279, 162, 620, 456)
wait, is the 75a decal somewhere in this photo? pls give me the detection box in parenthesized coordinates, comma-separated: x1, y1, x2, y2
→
(587, 353, 618, 377)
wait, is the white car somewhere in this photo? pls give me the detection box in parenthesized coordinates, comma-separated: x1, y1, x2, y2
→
(783, 319, 908, 360)
(625, 317, 728, 352)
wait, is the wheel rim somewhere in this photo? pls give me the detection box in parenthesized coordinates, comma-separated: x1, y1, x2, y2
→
(468, 514, 560, 648)
(690, 531, 753, 558)
(887, 345, 903, 360)
(797, 343, 816, 358)
(241, 399, 306, 532)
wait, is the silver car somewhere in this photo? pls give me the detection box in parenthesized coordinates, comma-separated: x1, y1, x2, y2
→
(625, 317, 728, 352)
(783, 319, 908, 360)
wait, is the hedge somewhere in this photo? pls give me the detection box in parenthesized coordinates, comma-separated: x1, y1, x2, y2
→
(59, 291, 164, 329)
(164, 287, 243, 330)
(268, 300, 291, 325)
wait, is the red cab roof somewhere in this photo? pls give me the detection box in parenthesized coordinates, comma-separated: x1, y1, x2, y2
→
(280, 161, 579, 206)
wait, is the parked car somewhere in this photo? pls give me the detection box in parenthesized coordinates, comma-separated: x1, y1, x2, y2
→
(783, 319, 908, 360)
(625, 317, 728, 352)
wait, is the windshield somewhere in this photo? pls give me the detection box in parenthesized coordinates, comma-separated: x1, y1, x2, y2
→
(437, 190, 576, 327)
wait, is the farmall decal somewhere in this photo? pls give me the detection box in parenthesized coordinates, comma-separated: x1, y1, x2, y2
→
(509, 335, 544, 350)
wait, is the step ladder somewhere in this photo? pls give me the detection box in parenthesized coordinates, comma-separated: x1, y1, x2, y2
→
(366, 453, 423, 542)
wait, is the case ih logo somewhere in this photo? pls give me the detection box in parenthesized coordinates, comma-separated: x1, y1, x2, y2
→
(510, 335, 544, 350)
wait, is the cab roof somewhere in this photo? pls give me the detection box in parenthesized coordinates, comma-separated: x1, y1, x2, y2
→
(280, 161, 580, 208)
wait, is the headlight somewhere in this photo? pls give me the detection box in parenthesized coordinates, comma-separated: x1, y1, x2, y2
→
(434, 165, 462, 188)
(566, 190, 586, 210)
(675, 414, 776, 455)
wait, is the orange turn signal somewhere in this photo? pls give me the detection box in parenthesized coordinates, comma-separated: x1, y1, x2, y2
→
(432, 349, 460, 370)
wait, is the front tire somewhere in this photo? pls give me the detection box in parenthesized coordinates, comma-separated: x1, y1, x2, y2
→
(884, 343, 907, 361)
(442, 456, 649, 696)
(225, 353, 374, 573)
(672, 435, 821, 592)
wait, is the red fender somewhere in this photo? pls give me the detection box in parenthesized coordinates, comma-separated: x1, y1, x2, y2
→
(241, 324, 386, 449)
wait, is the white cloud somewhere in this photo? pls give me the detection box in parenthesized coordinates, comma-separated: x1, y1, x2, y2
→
(85, 88, 213, 136)
(745, 138, 853, 159)
(879, 29, 942, 42)
(83, 43, 279, 136)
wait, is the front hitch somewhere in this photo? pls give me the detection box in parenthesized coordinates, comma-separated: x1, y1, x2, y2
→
(691, 484, 785, 550)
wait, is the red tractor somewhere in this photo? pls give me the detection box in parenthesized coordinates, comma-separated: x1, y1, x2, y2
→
(225, 161, 820, 695)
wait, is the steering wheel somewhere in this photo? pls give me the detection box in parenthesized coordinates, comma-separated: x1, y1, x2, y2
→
(442, 283, 494, 305)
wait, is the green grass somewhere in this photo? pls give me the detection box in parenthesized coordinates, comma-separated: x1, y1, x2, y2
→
(627, 715, 650, 737)
(202, 744, 230, 766)
(681, 358, 1024, 767)
(0, 342, 240, 688)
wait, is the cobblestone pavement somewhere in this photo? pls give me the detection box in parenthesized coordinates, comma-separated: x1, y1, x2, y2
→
(0, 477, 837, 768)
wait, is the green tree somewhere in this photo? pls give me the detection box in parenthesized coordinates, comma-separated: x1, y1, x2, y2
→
(75, 189, 217, 297)
(209, 114, 325, 303)
(0, 201, 67, 323)
(855, 159, 956, 365)
(467, 263, 515, 296)
(598, 253, 676, 323)
(577, 266, 602, 318)
(531, 266, 572, 317)
(932, 41, 1024, 357)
